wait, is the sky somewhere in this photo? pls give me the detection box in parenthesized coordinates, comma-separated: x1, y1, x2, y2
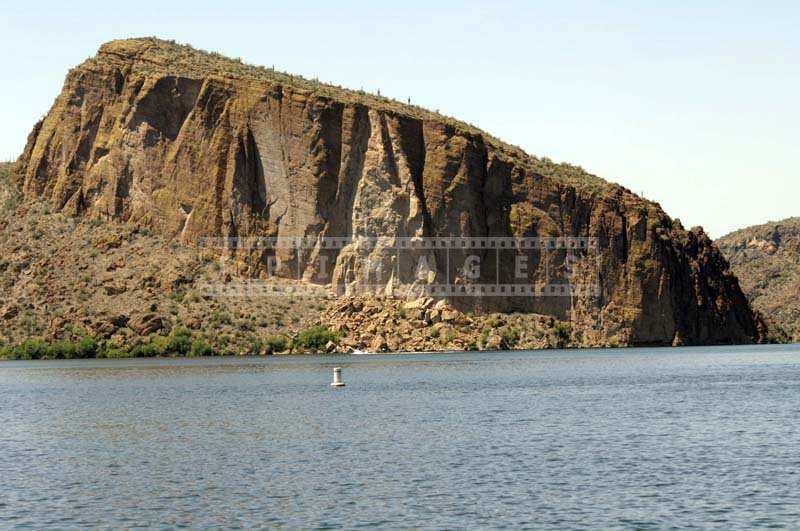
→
(1, 0, 798, 237)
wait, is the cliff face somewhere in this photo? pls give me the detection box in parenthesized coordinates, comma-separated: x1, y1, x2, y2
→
(12, 38, 764, 346)
(717, 218, 800, 342)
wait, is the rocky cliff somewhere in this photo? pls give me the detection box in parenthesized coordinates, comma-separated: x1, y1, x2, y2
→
(10, 38, 765, 347)
(717, 218, 800, 342)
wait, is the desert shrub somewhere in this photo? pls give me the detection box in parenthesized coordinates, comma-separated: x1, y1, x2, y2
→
(129, 342, 160, 358)
(552, 322, 571, 342)
(152, 335, 171, 356)
(210, 311, 232, 327)
(189, 339, 213, 357)
(2, 192, 20, 212)
(479, 329, 489, 346)
(216, 334, 231, 347)
(263, 335, 288, 354)
(20, 312, 44, 335)
(501, 328, 520, 348)
(75, 336, 98, 358)
(9, 339, 49, 360)
(169, 290, 186, 303)
(439, 328, 456, 346)
(122, 329, 212, 358)
(45, 340, 78, 359)
(0, 163, 20, 211)
(294, 325, 337, 352)
(102, 346, 132, 358)
(166, 327, 192, 355)
(0, 337, 104, 360)
(244, 338, 263, 356)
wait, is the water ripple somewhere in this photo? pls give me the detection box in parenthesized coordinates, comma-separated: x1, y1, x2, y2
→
(1, 344, 799, 528)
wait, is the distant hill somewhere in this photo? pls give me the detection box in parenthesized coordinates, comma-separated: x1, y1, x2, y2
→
(717, 218, 800, 342)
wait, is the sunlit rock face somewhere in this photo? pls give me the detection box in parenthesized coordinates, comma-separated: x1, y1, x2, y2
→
(12, 38, 765, 346)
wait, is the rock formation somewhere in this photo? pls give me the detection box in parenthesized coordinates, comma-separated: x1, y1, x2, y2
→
(9, 38, 765, 347)
(717, 218, 800, 342)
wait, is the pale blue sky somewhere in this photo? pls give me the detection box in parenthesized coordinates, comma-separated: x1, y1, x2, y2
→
(2, 0, 798, 237)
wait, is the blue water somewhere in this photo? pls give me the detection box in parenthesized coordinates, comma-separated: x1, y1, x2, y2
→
(1, 344, 799, 528)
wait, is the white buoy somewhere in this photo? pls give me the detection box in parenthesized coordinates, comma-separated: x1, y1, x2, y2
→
(330, 367, 345, 387)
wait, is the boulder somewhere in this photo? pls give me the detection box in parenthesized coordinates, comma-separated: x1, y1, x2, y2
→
(403, 297, 433, 311)
(103, 284, 127, 296)
(441, 309, 459, 322)
(129, 313, 164, 335)
(370, 335, 388, 353)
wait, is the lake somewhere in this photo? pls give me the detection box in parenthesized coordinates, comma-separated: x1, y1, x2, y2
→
(1, 345, 799, 528)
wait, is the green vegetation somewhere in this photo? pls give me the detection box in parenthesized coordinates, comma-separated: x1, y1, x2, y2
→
(209, 310, 233, 328)
(0, 336, 98, 360)
(263, 335, 289, 354)
(0, 323, 346, 360)
(294, 325, 338, 352)
(76, 336, 99, 358)
(0, 332, 211, 360)
(501, 328, 520, 348)
(127, 327, 197, 357)
(189, 339, 213, 357)
(104, 346, 131, 358)
(439, 328, 457, 346)
(128, 342, 160, 358)
(0, 339, 48, 360)
(166, 326, 192, 355)
(479, 329, 490, 347)
(551, 322, 571, 343)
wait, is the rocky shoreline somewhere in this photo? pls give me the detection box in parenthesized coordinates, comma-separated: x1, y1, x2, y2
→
(324, 296, 609, 353)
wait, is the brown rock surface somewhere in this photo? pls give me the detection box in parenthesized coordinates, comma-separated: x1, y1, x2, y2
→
(128, 313, 165, 335)
(5, 38, 766, 347)
(323, 297, 579, 352)
(0, 187, 328, 353)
